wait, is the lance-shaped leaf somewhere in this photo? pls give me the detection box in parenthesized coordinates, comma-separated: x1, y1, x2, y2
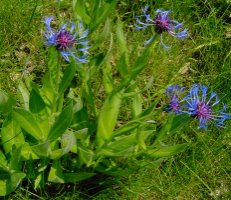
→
(137, 130, 154, 150)
(118, 41, 155, 91)
(156, 114, 190, 142)
(48, 101, 73, 141)
(146, 143, 187, 157)
(50, 132, 77, 159)
(48, 47, 60, 90)
(12, 108, 44, 141)
(113, 121, 140, 137)
(103, 63, 114, 94)
(18, 80, 29, 110)
(96, 92, 122, 147)
(59, 60, 76, 94)
(116, 20, 129, 72)
(90, 0, 117, 32)
(116, 53, 129, 78)
(97, 133, 137, 157)
(132, 89, 142, 118)
(91, 18, 111, 50)
(48, 159, 64, 183)
(29, 87, 46, 113)
(31, 141, 51, 157)
(73, 0, 91, 24)
(78, 146, 95, 167)
(63, 172, 95, 183)
(1, 114, 25, 154)
(0, 151, 8, 172)
(0, 172, 26, 196)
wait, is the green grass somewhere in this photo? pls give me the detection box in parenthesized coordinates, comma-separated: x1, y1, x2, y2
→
(1, 0, 231, 199)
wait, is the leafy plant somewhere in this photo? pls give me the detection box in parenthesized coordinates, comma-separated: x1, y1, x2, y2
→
(0, 0, 189, 196)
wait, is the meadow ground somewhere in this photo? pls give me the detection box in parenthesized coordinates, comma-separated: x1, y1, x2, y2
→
(0, 0, 231, 199)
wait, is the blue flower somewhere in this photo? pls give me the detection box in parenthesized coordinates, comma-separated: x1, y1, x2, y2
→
(43, 16, 90, 63)
(136, 6, 188, 48)
(184, 84, 229, 129)
(165, 84, 185, 114)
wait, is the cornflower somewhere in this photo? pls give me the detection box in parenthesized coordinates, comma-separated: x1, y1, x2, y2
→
(43, 16, 90, 63)
(165, 84, 185, 114)
(136, 5, 188, 48)
(184, 84, 229, 129)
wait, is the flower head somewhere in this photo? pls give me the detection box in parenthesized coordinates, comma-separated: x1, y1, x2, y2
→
(165, 84, 185, 114)
(136, 6, 188, 48)
(184, 84, 229, 129)
(43, 16, 90, 63)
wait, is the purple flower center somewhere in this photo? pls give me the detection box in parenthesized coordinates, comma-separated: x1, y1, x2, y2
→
(56, 30, 75, 50)
(196, 102, 212, 120)
(154, 15, 171, 33)
(170, 95, 181, 112)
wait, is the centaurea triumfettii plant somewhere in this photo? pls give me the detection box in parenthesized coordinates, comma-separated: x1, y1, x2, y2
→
(44, 16, 90, 63)
(183, 84, 229, 129)
(136, 5, 188, 48)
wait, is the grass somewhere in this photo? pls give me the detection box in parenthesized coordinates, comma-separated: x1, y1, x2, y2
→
(0, 0, 231, 199)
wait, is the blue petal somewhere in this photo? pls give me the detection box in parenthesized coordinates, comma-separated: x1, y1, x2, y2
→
(44, 16, 54, 31)
(144, 35, 155, 46)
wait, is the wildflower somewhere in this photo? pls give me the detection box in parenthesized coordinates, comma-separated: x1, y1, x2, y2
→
(43, 16, 90, 63)
(184, 84, 229, 129)
(165, 84, 185, 113)
(136, 5, 188, 48)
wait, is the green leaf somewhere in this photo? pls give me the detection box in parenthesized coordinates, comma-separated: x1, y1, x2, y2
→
(132, 90, 142, 117)
(146, 143, 187, 157)
(90, 0, 117, 32)
(48, 101, 73, 141)
(0, 151, 8, 172)
(9, 146, 23, 172)
(91, 18, 111, 50)
(59, 60, 76, 94)
(31, 141, 51, 157)
(0, 90, 16, 114)
(113, 122, 140, 137)
(116, 53, 129, 78)
(103, 63, 114, 94)
(116, 20, 129, 67)
(156, 114, 190, 142)
(48, 160, 64, 183)
(63, 172, 95, 183)
(96, 92, 122, 146)
(21, 143, 39, 160)
(0, 179, 9, 196)
(0, 172, 26, 196)
(10, 172, 26, 191)
(50, 132, 76, 159)
(119, 43, 154, 91)
(73, 0, 91, 24)
(72, 99, 89, 131)
(137, 130, 154, 150)
(18, 81, 30, 110)
(78, 146, 95, 167)
(1, 114, 25, 154)
(98, 133, 137, 157)
(48, 47, 60, 87)
(34, 173, 42, 189)
(29, 88, 46, 113)
(81, 79, 97, 116)
(12, 108, 44, 141)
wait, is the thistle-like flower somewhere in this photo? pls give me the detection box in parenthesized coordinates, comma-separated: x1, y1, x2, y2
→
(184, 84, 229, 129)
(43, 16, 90, 63)
(136, 5, 188, 48)
(165, 84, 185, 114)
